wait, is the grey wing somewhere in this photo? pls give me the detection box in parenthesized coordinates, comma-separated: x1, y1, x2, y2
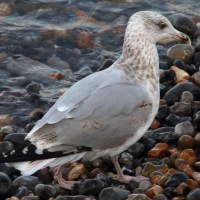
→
(26, 69, 148, 150)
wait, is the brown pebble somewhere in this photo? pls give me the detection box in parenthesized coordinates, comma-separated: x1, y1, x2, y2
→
(192, 172, 200, 186)
(167, 147, 184, 155)
(192, 72, 200, 85)
(171, 66, 190, 83)
(175, 182, 188, 195)
(193, 101, 200, 109)
(68, 163, 88, 181)
(146, 185, 164, 198)
(39, 168, 53, 184)
(170, 151, 181, 164)
(175, 158, 194, 177)
(178, 135, 196, 149)
(150, 175, 161, 185)
(180, 91, 194, 105)
(157, 168, 178, 187)
(0, 2, 11, 15)
(142, 163, 169, 177)
(195, 133, 200, 142)
(180, 149, 197, 166)
(159, 99, 167, 106)
(89, 168, 105, 178)
(150, 119, 161, 130)
(0, 114, 12, 125)
(148, 143, 168, 158)
(29, 109, 44, 116)
(186, 179, 199, 190)
(169, 102, 191, 116)
(77, 32, 91, 48)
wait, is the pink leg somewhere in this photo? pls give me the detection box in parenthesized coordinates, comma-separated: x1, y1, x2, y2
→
(54, 165, 77, 190)
(111, 155, 149, 183)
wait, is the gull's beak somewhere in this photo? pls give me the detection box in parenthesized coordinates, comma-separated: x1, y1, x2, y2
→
(170, 31, 191, 45)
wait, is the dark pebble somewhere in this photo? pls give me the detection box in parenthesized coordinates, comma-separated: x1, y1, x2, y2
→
(186, 189, 200, 200)
(98, 187, 130, 200)
(150, 127, 174, 140)
(24, 122, 35, 132)
(12, 116, 32, 126)
(165, 172, 188, 188)
(155, 105, 169, 121)
(55, 195, 95, 200)
(152, 194, 168, 200)
(159, 61, 170, 70)
(173, 59, 187, 71)
(150, 171, 163, 179)
(164, 82, 200, 106)
(122, 166, 135, 176)
(194, 162, 200, 172)
(132, 188, 145, 194)
(159, 69, 175, 87)
(0, 163, 15, 175)
(166, 114, 192, 126)
(25, 82, 41, 94)
(4, 133, 27, 147)
(169, 13, 198, 37)
(160, 84, 167, 98)
(79, 179, 107, 197)
(146, 138, 156, 151)
(169, 102, 191, 116)
(119, 152, 133, 167)
(0, 141, 14, 153)
(180, 91, 194, 105)
(193, 111, 200, 130)
(163, 187, 176, 199)
(194, 52, 200, 67)
(13, 176, 40, 192)
(31, 111, 44, 121)
(154, 131, 179, 143)
(186, 64, 198, 74)
(0, 172, 12, 196)
(15, 186, 29, 199)
(128, 179, 141, 190)
(126, 143, 145, 157)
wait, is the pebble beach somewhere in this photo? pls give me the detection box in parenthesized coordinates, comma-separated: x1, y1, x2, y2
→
(0, 0, 200, 200)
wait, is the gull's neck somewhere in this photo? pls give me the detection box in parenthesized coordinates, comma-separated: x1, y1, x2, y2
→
(113, 33, 160, 99)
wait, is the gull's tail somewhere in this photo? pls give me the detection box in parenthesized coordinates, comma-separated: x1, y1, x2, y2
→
(0, 141, 91, 175)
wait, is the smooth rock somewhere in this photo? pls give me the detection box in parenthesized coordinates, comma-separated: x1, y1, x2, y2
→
(186, 179, 199, 190)
(194, 52, 200, 67)
(139, 181, 152, 192)
(0, 2, 11, 15)
(150, 127, 174, 140)
(163, 187, 176, 199)
(165, 172, 188, 188)
(119, 152, 133, 167)
(13, 176, 40, 192)
(186, 188, 200, 200)
(167, 44, 195, 64)
(21, 197, 40, 200)
(169, 102, 191, 116)
(0, 141, 14, 153)
(173, 59, 187, 71)
(92, 159, 103, 168)
(186, 64, 198, 74)
(192, 72, 200, 85)
(0, 172, 12, 196)
(4, 133, 27, 147)
(175, 121, 195, 137)
(128, 194, 151, 200)
(175, 158, 194, 176)
(160, 84, 167, 98)
(26, 82, 41, 94)
(148, 143, 168, 158)
(15, 186, 28, 199)
(193, 111, 200, 130)
(155, 105, 169, 122)
(169, 13, 198, 37)
(180, 91, 194, 105)
(154, 131, 179, 143)
(146, 185, 164, 199)
(159, 69, 175, 86)
(127, 143, 145, 157)
(178, 135, 196, 149)
(150, 175, 161, 185)
(68, 163, 87, 181)
(180, 149, 197, 166)
(150, 119, 161, 130)
(98, 187, 130, 200)
(79, 179, 106, 197)
(164, 82, 200, 106)
(159, 61, 170, 70)
(166, 114, 192, 126)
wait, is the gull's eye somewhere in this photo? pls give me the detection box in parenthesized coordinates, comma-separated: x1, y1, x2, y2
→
(159, 23, 166, 29)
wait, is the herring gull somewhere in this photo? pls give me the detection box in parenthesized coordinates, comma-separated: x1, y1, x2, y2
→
(0, 11, 190, 189)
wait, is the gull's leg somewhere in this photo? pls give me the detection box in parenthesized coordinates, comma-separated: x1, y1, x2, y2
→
(111, 155, 148, 183)
(54, 165, 77, 190)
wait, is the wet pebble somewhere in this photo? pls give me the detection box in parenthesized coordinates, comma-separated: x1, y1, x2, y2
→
(4, 133, 27, 147)
(26, 82, 41, 94)
(155, 105, 169, 122)
(127, 143, 145, 158)
(148, 143, 168, 158)
(0, 172, 12, 196)
(173, 59, 187, 71)
(186, 188, 200, 200)
(98, 187, 130, 200)
(166, 114, 192, 126)
(175, 121, 195, 137)
(0, 141, 14, 153)
(169, 13, 198, 37)
(154, 131, 179, 143)
(194, 52, 200, 67)
(169, 102, 191, 116)
(175, 158, 194, 176)
(119, 152, 133, 167)
(150, 127, 174, 140)
(178, 135, 196, 149)
(165, 172, 188, 188)
(13, 176, 40, 192)
(167, 44, 195, 64)
(163, 82, 200, 106)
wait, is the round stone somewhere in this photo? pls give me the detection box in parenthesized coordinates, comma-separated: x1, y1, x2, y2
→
(154, 131, 179, 143)
(167, 44, 195, 64)
(194, 52, 200, 67)
(155, 105, 169, 122)
(178, 135, 196, 149)
(180, 91, 194, 105)
(0, 172, 12, 196)
(169, 102, 191, 116)
(159, 69, 175, 87)
(169, 13, 198, 37)
(3, 133, 27, 147)
(173, 59, 187, 71)
(98, 187, 130, 200)
(26, 82, 41, 94)
(166, 114, 192, 126)
(0, 141, 14, 153)
(175, 121, 195, 137)
(165, 172, 188, 188)
(163, 187, 176, 199)
(79, 179, 106, 197)
(139, 181, 152, 192)
(127, 143, 145, 157)
(186, 189, 200, 200)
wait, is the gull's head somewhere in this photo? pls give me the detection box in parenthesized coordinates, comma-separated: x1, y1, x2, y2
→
(127, 11, 191, 45)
